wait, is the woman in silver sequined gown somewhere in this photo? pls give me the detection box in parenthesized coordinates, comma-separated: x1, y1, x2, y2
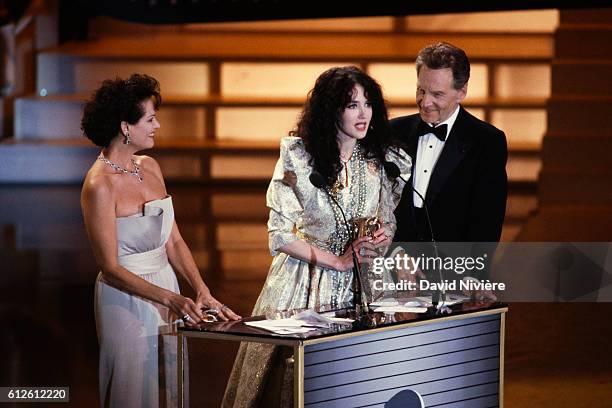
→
(222, 66, 412, 407)
(80, 74, 240, 408)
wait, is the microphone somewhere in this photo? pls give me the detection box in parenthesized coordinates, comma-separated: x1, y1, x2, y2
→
(383, 161, 446, 306)
(309, 171, 367, 315)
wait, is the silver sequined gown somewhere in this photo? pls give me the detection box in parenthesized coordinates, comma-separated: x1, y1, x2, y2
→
(222, 136, 411, 407)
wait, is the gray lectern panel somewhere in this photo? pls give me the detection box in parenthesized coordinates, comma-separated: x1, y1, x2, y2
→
(304, 317, 500, 365)
(304, 344, 499, 391)
(303, 314, 501, 407)
(423, 382, 499, 406)
(306, 315, 496, 353)
(303, 371, 498, 408)
(304, 358, 498, 403)
(304, 333, 499, 378)
(429, 393, 498, 408)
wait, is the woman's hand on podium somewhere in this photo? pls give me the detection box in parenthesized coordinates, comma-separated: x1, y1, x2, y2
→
(168, 293, 206, 326)
(196, 291, 242, 322)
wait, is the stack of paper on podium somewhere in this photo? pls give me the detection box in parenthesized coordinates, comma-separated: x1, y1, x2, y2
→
(244, 309, 353, 334)
(370, 294, 470, 313)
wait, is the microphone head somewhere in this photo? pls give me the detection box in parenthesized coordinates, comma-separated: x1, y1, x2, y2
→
(383, 161, 401, 179)
(309, 171, 327, 189)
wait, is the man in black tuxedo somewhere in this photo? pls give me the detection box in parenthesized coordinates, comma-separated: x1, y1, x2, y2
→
(392, 42, 507, 244)
(391, 42, 507, 299)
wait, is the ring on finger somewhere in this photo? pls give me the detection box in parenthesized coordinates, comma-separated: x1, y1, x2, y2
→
(202, 314, 218, 323)
(359, 247, 366, 256)
(220, 304, 229, 311)
(202, 307, 219, 315)
(181, 314, 191, 322)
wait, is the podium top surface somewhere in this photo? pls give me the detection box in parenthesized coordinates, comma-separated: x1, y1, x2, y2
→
(179, 300, 507, 346)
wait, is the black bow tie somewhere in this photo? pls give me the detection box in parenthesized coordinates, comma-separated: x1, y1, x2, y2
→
(416, 121, 447, 142)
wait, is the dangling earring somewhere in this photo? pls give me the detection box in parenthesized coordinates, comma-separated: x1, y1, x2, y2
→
(124, 132, 131, 145)
(369, 124, 374, 130)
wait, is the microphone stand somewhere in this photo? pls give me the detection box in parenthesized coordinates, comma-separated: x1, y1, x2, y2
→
(309, 173, 368, 319)
(383, 161, 446, 308)
(329, 193, 367, 317)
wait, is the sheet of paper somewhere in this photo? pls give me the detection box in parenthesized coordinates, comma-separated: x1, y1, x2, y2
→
(369, 300, 400, 307)
(372, 306, 428, 313)
(245, 319, 319, 334)
(371, 297, 432, 307)
(244, 310, 355, 334)
(327, 317, 354, 323)
(313, 312, 354, 323)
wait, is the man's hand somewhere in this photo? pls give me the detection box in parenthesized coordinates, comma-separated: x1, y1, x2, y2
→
(461, 277, 498, 302)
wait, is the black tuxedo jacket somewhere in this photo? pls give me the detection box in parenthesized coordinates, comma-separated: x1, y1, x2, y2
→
(392, 106, 508, 243)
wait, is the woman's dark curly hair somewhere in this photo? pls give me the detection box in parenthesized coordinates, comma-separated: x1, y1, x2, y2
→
(81, 74, 161, 147)
(292, 66, 395, 186)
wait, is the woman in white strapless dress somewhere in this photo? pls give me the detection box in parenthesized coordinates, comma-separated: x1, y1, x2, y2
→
(80, 74, 241, 408)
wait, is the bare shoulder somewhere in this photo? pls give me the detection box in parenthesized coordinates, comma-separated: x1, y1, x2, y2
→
(81, 168, 115, 205)
(137, 155, 163, 175)
(137, 154, 166, 185)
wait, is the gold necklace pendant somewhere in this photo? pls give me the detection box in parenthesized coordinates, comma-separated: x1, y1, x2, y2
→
(340, 157, 351, 188)
(344, 163, 349, 186)
(331, 180, 344, 196)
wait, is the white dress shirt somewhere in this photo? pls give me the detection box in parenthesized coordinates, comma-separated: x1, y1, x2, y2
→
(413, 106, 461, 208)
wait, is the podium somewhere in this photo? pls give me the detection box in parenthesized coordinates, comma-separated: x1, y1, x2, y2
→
(178, 301, 507, 408)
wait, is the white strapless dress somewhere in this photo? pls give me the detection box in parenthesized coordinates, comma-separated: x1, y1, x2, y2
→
(94, 196, 186, 408)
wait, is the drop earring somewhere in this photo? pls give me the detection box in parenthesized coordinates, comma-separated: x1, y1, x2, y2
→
(124, 132, 131, 145)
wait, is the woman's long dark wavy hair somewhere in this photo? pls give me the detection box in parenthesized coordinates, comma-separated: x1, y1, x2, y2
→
(292, 66, 396, 186)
